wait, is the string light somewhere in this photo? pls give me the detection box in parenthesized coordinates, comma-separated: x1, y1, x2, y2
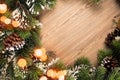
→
(46, 69, 67, 79)
(34, 48, 47, 61)
(0, 3, 7, 14)
(47, 69, 57, 79)
(39, 76, 48, 80)
(17, 58, 27, 69)
(12, 20, 20, 27)
(0, 16, 11, 24)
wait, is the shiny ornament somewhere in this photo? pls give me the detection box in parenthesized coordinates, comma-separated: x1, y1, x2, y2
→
(0, 3, 7, 14)
(17, 58, 27, 69)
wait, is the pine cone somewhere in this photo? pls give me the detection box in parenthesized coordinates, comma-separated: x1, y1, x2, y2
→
(12, 9, 29, 29)
(105, 27, 120, 48)
(101, 56, 118, 71)
(3, 33, 25, 51)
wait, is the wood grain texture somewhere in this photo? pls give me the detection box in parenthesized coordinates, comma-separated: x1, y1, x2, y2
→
(40, 0, 120, 65)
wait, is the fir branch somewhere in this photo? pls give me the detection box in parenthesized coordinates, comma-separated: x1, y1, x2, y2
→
(108, 68, 120, 80)
(74, 57, 91, 67)
(94, 66, 107, 80)
(15, 29, 31, 39)
(97, 49, 112, 65)
(112, 40, 120, 65)
(25, 65, 43, 80)
(50, 60, 66, 70)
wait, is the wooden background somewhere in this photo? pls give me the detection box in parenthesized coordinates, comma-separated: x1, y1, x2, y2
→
(40, 0, 120, 65)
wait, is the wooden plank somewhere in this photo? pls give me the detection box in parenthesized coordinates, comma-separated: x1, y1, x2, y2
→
(40, 0, 120, 65)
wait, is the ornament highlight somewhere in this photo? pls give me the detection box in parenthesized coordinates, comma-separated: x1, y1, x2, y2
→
(17, 58, 27, 69)
(0, 3, 7, 14)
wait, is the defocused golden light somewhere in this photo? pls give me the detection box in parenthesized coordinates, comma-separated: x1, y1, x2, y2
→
(0, 3, 7, 14)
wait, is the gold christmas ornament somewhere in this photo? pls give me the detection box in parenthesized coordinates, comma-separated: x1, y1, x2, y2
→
(17, 58, 27, 69)
(12, 20, 20, 27)
(39, 76, 48, 80)
(0, 3, 7, 14)
(34, 48, 47, 61)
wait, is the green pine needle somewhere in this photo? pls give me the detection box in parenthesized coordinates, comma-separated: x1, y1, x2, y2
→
(112, 40, 120, 58)
(94, 66, 107, 80)
(51, 60, 66, 70)
(15, 30, 31, 39)
(77, 67, 92, 80)
(74, 57, 91, 67)
(97, 49, 112, 64)
(108, 68, 120, 80)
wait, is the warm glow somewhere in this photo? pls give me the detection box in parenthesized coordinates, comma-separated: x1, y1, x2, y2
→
(57, 70, 67, 78)
(39, 76, 48, 80)
(47, 69, 57, 79)
(40, 54, 47, 62)
(0, 16, 11, 24)
(0, 16, 7, 22)
(0, 3, 7, 14)
(58, 75, 65, 80)
(34, 49, 43, 58)
(12, 20, 20, 27)
(17, 58, 27, 69)
(4, 18, 11, 24)
(34, 48, 47, 61)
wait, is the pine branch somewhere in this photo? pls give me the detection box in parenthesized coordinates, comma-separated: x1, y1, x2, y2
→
(94, 66, 107, 80)
(108, 68, 120, 80)
(97, 49, 112, 65)
(74, 57, 91, 67)
(50, 60, 66, 70)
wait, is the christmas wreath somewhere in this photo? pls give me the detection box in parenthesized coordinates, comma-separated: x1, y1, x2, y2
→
(1, 0, 120, 80)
